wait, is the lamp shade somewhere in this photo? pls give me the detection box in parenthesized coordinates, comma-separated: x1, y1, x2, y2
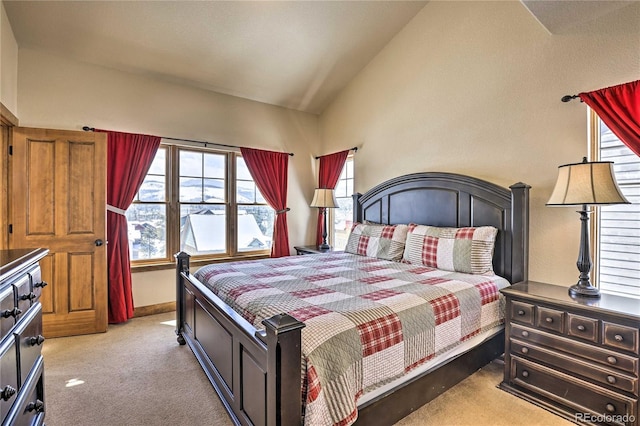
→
(546, 158, 630, 206)
(310, 188, 338, 208)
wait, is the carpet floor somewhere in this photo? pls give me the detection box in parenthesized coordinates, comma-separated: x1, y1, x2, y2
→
(42, 312, 574, 426)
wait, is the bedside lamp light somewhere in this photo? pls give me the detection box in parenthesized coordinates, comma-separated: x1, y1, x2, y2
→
(310, 188, 338, 250)
(546, 157, 630, 297)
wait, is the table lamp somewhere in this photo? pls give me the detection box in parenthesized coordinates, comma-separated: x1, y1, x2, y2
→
(546, 157, 630, 297)
(310, 188, 338, 250)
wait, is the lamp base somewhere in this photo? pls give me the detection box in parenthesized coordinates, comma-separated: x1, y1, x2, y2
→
(568, 283, 601, 298)
(318, 243, 330, 251)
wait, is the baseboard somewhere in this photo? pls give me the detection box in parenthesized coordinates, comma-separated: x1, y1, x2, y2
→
(133, 301, 176, 318)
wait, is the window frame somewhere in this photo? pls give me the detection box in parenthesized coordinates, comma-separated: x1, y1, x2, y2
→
(329, 155, 354, 250)
(589, 110, 640, 299)
(128, 142, 273, 271)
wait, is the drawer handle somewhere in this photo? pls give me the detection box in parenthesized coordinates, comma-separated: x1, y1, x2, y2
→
(29, 335, 45, 346)
(517, 309, 525, 316)
(521, 370, 529, 378)
(577, 325, 586, 331)
(26, 399, 44, 413)
(605, 403, 616, 413)
(614, 334, 624, 342)
(607, 356, 618, 365)
(606, 375, 617, 384)
(545, 317, 553, 323)
(20, 292, 36, 302)
(521, 331, 529, 338)
(1, 307, 22, 319)
(521, 347, 529, 354)
(34, 281, 48, 289)
(0, 385, 16, 401)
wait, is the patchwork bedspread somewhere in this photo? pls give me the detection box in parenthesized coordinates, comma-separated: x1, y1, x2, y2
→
(194, 252, 509, 426)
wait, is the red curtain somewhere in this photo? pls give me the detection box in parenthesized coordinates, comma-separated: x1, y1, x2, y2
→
(100, 130, 161, 323)
(239, 148, 291, 258)
(579, 80, 640, 157)
(316, 150, 349, 246)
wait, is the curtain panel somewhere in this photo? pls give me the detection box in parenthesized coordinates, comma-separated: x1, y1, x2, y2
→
(239, 147, 291, 258)
(99, 130, 161, 323)
(579, 79, 640, 157)
(316, 150, 349, 246)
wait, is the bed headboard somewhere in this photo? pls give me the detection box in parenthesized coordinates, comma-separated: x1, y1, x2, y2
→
(352, 172, 530, 284)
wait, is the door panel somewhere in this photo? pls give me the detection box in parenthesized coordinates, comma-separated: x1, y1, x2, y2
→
(26, 139, 56, 236)
(10, 127, 107, 337)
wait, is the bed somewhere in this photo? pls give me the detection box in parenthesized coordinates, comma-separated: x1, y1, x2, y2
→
(175, 172, 530, 426)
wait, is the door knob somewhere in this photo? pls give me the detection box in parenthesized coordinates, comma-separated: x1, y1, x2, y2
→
(95, 239, 104, 246)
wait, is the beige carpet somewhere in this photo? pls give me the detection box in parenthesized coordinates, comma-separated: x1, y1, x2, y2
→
(43, 312, 573, 426)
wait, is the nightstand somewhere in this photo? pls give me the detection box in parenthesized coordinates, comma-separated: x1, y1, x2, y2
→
(499, 281, 640, 426)
(294, 245, 334, 255)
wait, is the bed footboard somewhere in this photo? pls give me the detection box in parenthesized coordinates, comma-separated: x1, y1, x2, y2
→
(175, 252, 305, 426)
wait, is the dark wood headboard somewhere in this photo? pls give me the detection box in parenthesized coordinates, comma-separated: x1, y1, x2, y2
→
(352, 172, 530, 284)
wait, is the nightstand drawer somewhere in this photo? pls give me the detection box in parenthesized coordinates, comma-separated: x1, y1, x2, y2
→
(511, 339, 638, 395)
(511, 356, 637, 423)
(536, 306, 564, 334)
(604, 322, 639, 355)
(568, 313, 599, 343)
(509, 300, 534, 326)
(511, 324, 638, 375)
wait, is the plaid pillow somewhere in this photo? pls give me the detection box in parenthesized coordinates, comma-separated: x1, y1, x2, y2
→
(402, 224, 498, 275)
(345, 223, 409, 261)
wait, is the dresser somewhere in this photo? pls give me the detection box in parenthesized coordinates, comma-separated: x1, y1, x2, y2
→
(500, 281, 639, 426)
(0, 249, 48, 426)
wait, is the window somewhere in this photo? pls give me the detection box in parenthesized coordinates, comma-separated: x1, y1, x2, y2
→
(591, 114, 640, 298)
(126, 147, 168, 261)
(331, 156, 354, 250)
(127, 143, 273, 264)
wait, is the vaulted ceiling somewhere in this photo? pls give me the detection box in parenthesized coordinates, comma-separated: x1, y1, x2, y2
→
(3, 1, 635, 115)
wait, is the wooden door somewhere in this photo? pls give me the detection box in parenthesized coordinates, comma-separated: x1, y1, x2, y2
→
(10, 127, 107, 337)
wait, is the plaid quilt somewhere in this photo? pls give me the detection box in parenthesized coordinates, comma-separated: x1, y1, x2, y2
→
(194, 252, 509, 426)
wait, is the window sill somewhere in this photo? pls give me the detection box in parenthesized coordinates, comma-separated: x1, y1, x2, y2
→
(131, 253, 271, 273)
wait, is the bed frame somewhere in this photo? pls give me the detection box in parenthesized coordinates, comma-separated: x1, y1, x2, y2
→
(175, 172, 530, 426)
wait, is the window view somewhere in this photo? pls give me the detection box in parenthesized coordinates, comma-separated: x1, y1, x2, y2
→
(236, 157, 274, 252)
(594, 118, 640, 299)
(126, 144, 273, 263)
(126, 147, 167, 261)
(332, 157, 354, 250)
(179, 150, 227, 255)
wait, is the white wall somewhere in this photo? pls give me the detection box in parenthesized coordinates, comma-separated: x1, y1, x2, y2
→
(0, 2, 18, 114)
(16, 48, 321, 307)
(319, 1, 640, 287)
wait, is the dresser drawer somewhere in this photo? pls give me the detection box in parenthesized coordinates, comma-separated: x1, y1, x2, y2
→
(0, 287, 18, 338)
(536, 306, 564, 334)
(27, 265, 46, 305)
(4, 355, 44, 426)
(604, 322, 639, 355)
(568, 313, 599, 343)
(13, 303, 44, 387)
(510, 300, 535, 326)
(0, 336, 18, 420)
(511, 338, 638, 395)
(11, 276, 31, 322)
(511, 356, 637, 424)
(511, 324, 638, 375)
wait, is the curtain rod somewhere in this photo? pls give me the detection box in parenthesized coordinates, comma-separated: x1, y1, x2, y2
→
(561, 94, 582, 103)
(82, 126, 294, 156)
(314, 147, 358, 159)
